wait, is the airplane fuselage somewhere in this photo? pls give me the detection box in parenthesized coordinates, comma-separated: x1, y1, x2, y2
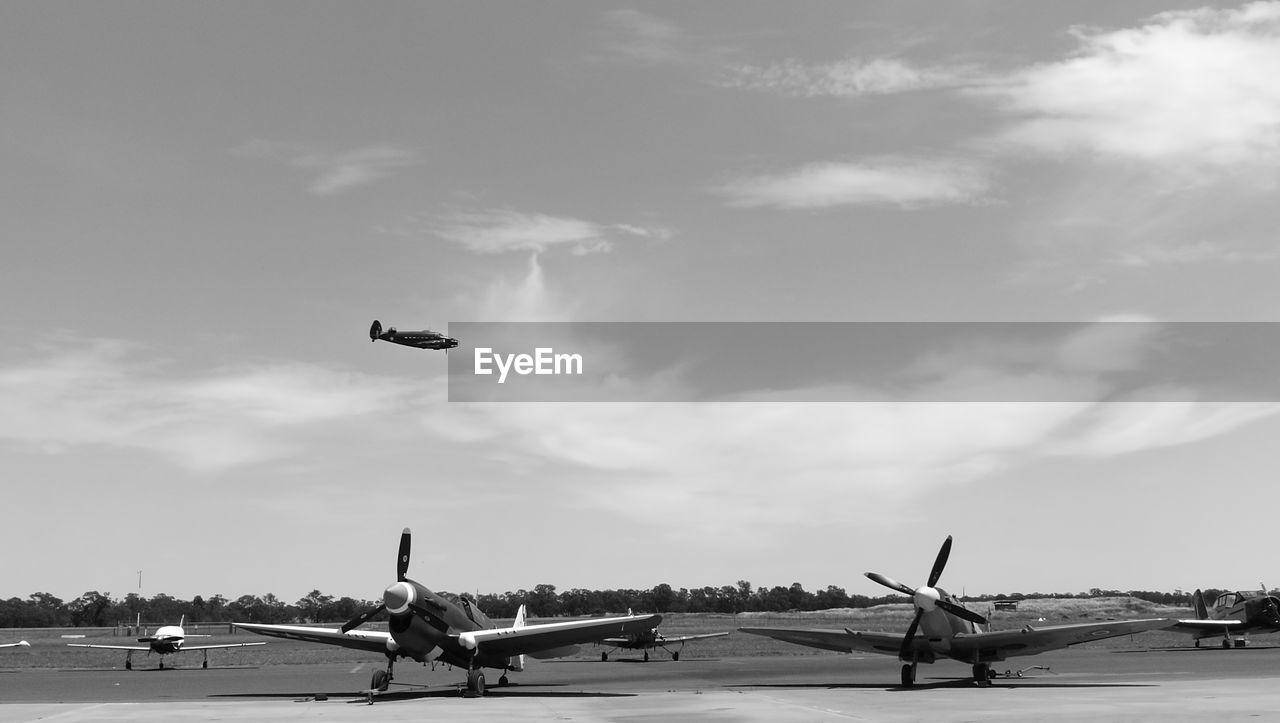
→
(140, 625, 187, 655)
(1204, 592, 1280, 633)
(384, 581, 517, 671)
(370, 320, 457, 350)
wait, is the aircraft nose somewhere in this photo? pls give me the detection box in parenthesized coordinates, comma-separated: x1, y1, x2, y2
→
(384, 581, 415, 615)
(914, 586, 941, 611)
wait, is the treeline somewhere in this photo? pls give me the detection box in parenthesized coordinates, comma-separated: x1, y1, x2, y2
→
(1, 584, 1216, 628)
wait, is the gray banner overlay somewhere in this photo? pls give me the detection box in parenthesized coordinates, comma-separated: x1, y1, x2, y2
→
(445, 322, 1280, 402)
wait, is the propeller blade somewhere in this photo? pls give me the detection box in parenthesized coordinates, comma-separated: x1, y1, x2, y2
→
(340, 603, 386, 634)
(397, 528, 412, 582)
(937, 598, 987, 625)
(865, 572, 915, 597)
(926, 535, 953, 587)
(898, 609, 923, 661)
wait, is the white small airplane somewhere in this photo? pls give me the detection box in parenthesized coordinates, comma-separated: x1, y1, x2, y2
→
(741, 536, 1173, 687)
(237, 528, 662, 697)
(1169, 587, 1280, 648)
(0, 641, 30, 649)
(597, 617, 728, 661)
(68, 616, 263, 669)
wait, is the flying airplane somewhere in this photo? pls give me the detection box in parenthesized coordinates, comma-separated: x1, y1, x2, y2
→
(597, 619, 728, 661)
(1169, 587, 1280, 648)
(67, 616, 264, 669)
(235, 528, 661, 697)
(369, 319, 458, 350)
(1, 641, 29, 649)
(740, 536, 1172, 687)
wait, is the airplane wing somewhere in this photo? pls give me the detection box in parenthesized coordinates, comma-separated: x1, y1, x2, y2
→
(178, 642, 266, 651)
(659, 632, 731, 644)
(460, 614, 662, 659)
(67, 643, 151, 651)
(1, 641, 29, 649)
(943, 618, 1174, 660)
(233, 623, 393, 655)
(1166, 619, 1247, 635)
(739, 627, 935, 660)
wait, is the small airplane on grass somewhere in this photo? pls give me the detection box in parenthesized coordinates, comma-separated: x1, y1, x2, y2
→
(0, 641, 29, 649)
(236, 528, 661, 698)
(1169, 587, 1280, 648)
(369, 320, 457, 351)
(67, 617, 264, 669)
(740, 535, 1172, 687)
(597, 625, 728, 662)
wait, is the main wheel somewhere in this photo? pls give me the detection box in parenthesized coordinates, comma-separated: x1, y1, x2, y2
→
(601, 651, 609, 662)
(643, 651, 649, 662)
(901, 663, 915, 687)
(972, 664, 990, 685)
(672, 651, 680, 661)
(371, 669, 389, 692)
(125, 660, 132, 671)
(498, 674, 509, 687)
(465, 668, 485, 697)
(202, 660, 208, 669)
(1222, 639, 1231, 649)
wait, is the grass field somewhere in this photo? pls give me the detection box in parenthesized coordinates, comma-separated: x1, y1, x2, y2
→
(0, 597, 1206, 670)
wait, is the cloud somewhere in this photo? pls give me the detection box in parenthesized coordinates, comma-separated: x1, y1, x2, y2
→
(235, 140, 419, 195)
(975, 3, 1280, 171)
(429, 208, 671, 255)
(717, 156, 992, 209)
(1109, 241, 1280, 268)
(720, 56, 971, 97)
(0, 336, 415, 471)
(599, 9, 686, 64)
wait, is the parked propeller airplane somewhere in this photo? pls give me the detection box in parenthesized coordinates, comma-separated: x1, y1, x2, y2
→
(235, 528, 661, 697)
(740, 536, 1172, 687)
(67, 617, 263, 669)
(1169, 587, 1280, 648)
(597, 623, 728, 661)
(369, 319, 457, 350)
(1, 641, 29, 649)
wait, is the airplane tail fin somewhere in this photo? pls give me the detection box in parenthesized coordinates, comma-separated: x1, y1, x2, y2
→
(179, 614, 185, 628)
(1192, 589, 1208, 619)
(510, 604, 527, 672)
(370, 320, 382, 341)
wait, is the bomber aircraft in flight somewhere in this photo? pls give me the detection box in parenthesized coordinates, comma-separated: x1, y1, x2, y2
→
(740, 536, 1172, 687)
(68, 617, 263, 669)
(1169, 587, 1280, 648)
(236, 528, 661, 697)
(369, 319, 458, 350)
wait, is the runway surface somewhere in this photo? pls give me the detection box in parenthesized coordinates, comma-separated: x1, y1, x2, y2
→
(4, 646, 1280, 721)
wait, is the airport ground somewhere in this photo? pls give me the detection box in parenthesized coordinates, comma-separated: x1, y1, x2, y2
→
(4, 638, 1280, 721)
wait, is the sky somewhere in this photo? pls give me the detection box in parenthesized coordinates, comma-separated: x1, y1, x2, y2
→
(4, 1, 1280, 607)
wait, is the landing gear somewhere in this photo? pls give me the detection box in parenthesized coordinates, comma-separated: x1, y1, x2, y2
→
(371, 656, 394, 692)
(1222, 639, 1231, 649)
(158, 659, 165, 670)
(601, 651, 609, 662)
(498, 674, 509, 687)
(202, 650, 209, 669)
(672, 651, 680, 661)
(900, 663, 916, 687)
(1195, 639, 1201, 648)
(973, 663, 991, 686)
(463, 668, 486, 698)
(125, 651, 133, 671)
(643, 651, 649, 662)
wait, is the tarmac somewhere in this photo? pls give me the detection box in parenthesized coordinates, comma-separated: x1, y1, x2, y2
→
(3, 646, 1280, 721)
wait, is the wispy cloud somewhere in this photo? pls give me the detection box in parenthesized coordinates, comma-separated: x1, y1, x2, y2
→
(975, 3, 1280, 171)
(235, 140, 420, 195)
(717, 156, 992, 209)
(429, 208, 672, 255)
(0, 337, 414, 471)
(1109, 241, 1280, 268)
(599, 9, 686, 65)
(720, 56, 972, 97)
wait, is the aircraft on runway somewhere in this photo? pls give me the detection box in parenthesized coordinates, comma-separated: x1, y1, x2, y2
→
(369, 320, 458, 350)
(1169, 587, 1280, 648)
(1, 641, 29, 649)
(67, 617, 264, 669)
(740, 536, 1172, 687)
(597, 622, 728, 661)
(235, 528, 661, 697)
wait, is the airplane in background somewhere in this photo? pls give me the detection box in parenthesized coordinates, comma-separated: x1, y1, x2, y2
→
(369, 320, 458, 351)
(740, 536, 1172, 687)
(236, 528, 661, 697)
(1, 641, 29, 649)
(597, 622, 728, 661)
(68, 617, 264, 669)
(1169, 587, 1280, 648)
